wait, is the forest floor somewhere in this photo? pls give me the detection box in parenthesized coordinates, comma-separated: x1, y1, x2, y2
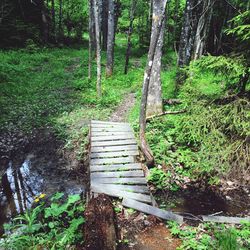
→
(0, 43, 249, 249)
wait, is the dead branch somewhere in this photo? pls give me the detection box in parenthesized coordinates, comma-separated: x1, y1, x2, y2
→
(146, 110, 186, 121)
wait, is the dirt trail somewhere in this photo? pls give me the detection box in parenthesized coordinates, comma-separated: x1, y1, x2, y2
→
(108, 93, 181, 250)
(109, 93, 136, 122)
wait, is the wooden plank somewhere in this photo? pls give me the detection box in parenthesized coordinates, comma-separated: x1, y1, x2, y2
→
(202, 215, 250, 224)
(92, 131, 135, 137)
(91, 127, 133, 132)
(91, 145, 138, 153)
(122, 198, 183, 224)
(90, 156, 134, 165)
(91, 177, 147, 185)
(90, 163, 142, 172)
(91, 170, 144, 178)
(91, 123, 131, 129)
(92, 120, 129, 125)
(91, 150, 138, 158)
(91, 184, 150, 194)
(91, 185, 152, 204)
(91, 134, 135, 142)
(91, 139, 137, 147)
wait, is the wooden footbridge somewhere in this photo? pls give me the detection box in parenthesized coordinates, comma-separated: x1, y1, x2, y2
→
(89, 120, 183, 223)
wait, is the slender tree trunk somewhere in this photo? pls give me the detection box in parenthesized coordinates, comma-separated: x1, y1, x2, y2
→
(59, 0, 63, 40)
(193, 0, 215, 60)
(101, 0, 108, 50)
(173, 0, 180, 48)
(106, 0, 115, 77)
(139, 0, 167, 166)
(177, 0, 200, 67)
(41, 0, 49, 43)
(124, 0, 137, 74)
(94, 0, 102, 96)
(51, 0, 55, 40)
(88, 0, 94, 80)
(146, 15, 165, 117)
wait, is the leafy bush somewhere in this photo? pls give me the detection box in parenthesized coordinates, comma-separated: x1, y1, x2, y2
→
(0, 193, 85, 250)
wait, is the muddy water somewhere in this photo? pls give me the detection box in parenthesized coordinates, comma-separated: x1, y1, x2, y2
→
(0, 144, 85, 236)
(156, 187, 250, 220)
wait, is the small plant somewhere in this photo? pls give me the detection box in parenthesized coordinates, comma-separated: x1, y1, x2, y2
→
(0, 193, 85, 250)
(147, 167, 180, 191)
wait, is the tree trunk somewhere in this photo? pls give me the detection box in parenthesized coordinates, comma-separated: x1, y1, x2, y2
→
(177, 0, 200, 67)
(88, 0, 93, 80)
(88, 0, 95, 80)
(51, 0, 55, 41)
(193, 0, 215, 60)
(84, 194, 118, 250)
(101, 0, 108, 50)
(41, 0, 49, 44)
(59, 0, 63, 41)
(94, 0, 102, 96)
(124, 0, 137, 74)
(146, 13, 166, 117)
(106, 0, 115, 77)
(173, 0, 180, 48)
(139, 0, 167, 166)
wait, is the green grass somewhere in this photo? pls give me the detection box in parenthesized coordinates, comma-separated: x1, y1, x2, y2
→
(0, 43, 145, 156)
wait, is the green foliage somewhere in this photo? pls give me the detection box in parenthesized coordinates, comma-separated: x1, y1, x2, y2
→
(0, 45, 143, 158)
(0, 193, 85, 250)
(225, 10, 250, 42)
(167, 221, 250, 250)
(142, 54, 250, 182)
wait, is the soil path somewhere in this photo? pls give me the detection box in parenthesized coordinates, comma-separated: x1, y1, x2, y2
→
(109, 93, 136, 122)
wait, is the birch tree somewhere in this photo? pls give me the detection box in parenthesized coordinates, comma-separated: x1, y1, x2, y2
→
(106, 0, 115, 77)
(177, 0, 200, 67)
(146, 8, 166, 117)
(139, 0, 168, 166)
(193, 0, 215, 60)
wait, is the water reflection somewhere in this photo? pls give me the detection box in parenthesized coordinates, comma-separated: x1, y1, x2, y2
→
(0, 155, 44, 235)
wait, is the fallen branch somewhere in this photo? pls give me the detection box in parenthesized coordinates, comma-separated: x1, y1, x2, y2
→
(202, 215, 250, 224)
(146, 110, 186, 121)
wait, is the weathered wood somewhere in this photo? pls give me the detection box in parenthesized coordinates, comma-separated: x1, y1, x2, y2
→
(146, 110, 186, 121)
(92, 120, 129, 125)
(91, 123, 131, 128)
(122, 198, 183, 224)
(91, 177, 147, 184)
(92, 131, 134, 137)
(91, 185, 152, 203)
(91, 170, 144, 178)
(90, 163, 142, 172)
(91, 134, 135, 141)
(202, 215, 250, 224)
(91, 145, 138, 153)
(91, 150, 139, 158)
(90, 156, 134, 165)
(84, 194, 117, 250)
(91, 127, 133, 132)
(91, 184, 150, 193)
(91, 139, 137, 147)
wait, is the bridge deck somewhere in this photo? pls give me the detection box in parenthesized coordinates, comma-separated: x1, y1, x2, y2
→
(89, 120, 153, 204)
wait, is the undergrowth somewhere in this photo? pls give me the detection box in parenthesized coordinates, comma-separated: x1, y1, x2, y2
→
(167, 221, 250, 250)
(141, 55, 250, 189)
(0, 193, 85, 250)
